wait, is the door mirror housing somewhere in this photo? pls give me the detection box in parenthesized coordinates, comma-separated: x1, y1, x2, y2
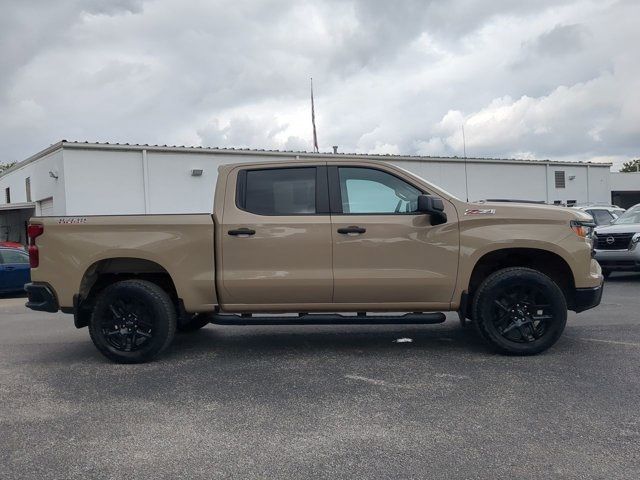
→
(417, 195, 447, 225)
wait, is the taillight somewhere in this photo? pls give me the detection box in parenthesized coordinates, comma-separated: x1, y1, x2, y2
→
(27, 224, 44, 268)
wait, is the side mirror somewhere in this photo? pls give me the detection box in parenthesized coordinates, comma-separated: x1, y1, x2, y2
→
(417, 195, 447, 225)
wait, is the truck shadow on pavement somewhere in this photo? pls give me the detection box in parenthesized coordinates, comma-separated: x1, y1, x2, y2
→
(34, 321, 495, 365)
(165, 321, 492, 360)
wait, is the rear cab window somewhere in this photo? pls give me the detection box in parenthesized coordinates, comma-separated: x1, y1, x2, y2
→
(236, 166, 328, 215)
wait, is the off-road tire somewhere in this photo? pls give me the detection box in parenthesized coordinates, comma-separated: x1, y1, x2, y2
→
(472, 267, 567, 355)
(88, 280, 176, 363)
(177, 313, 212, 333)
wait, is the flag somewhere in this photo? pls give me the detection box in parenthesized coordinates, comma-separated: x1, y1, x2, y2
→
(311, 78, 319, 153)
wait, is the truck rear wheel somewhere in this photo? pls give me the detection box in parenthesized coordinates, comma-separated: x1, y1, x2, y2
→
(88, 280, 176, 363)
(472, 267, 567, 355)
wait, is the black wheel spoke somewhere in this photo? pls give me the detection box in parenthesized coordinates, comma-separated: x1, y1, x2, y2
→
(528, 322, 541, 339)
(518, 326, 530, 341)
(502, 322, 518, 335)
(101, 295, 154, 352)
(491, 281, 557, 344)
(494, 299, 510, 312)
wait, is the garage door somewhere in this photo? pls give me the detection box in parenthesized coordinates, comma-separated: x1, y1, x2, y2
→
(38, 197, 54, 216)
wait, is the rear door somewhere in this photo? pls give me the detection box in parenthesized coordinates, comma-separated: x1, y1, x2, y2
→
(328, 164, 459, 308)
(218, 164, 333, 309)
(0, 248, 30, 292)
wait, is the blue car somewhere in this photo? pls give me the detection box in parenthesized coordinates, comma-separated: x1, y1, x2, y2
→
(0, 247, 31, 294)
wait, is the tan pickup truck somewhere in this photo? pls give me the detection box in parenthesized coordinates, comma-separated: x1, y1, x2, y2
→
(25, 160, 603, 363)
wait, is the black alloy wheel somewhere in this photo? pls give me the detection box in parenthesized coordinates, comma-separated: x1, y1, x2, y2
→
(89, 279, 176, 363)
(101, 296, 154, 352)
(472, 267, 567, 355)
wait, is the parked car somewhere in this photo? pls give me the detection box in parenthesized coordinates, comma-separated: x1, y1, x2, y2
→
(593, 204, 640, 278)
(0, 241, 26, 250)
(572, 206, 620, 226)
(25, 160, 603, 363)
(574, 203, 625, 216)
(0, 247, 31, 293)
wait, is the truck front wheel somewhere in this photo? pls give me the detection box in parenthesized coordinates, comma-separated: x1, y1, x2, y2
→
(88, 280, 177, 363)
(472, 267, 567, 355)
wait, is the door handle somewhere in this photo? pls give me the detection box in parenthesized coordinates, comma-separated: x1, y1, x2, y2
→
(228, 228, 256, 236)
(337, 226, 366, 235)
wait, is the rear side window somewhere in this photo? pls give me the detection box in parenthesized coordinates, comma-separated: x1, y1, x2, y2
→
(240, 168, 316, 215)
(0, 249, 28, 264)
(588, 209, 614, 225)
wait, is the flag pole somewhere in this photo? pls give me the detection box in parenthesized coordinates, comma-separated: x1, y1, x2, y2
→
(311, 78, 319, 153)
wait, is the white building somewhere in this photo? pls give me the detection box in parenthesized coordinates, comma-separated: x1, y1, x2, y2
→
(0, 140, 612, 244)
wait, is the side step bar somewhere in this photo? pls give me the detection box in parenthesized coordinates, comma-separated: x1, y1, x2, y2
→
(210, 312, 446, 326)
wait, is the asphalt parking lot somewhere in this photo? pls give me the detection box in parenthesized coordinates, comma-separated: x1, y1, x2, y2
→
(1, 275, 639, 479)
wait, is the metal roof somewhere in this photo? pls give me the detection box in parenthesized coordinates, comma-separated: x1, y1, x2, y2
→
(0, 202, 35, 211)
(0, 139, 613, 178)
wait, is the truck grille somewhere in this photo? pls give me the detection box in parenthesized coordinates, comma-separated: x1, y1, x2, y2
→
(595, 233, 634, 250)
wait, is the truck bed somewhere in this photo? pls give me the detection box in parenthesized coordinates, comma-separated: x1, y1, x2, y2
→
(29, 214, 217, 312)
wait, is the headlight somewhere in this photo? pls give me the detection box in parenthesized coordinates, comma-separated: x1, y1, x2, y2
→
(632, 233, 640, 244)
(571, 220, 594, 238)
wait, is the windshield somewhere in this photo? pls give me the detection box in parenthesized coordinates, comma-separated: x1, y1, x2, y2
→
(613, 206, 640, 225)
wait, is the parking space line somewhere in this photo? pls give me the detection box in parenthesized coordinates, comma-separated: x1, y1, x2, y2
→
(575, 337, 640, 347)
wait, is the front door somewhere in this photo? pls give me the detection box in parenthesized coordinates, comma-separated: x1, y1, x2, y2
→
(329, 165, 459, 308)
(219, 164, 333, 310)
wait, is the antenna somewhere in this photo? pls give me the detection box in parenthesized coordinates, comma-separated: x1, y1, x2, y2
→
(462, 124, 469, 202)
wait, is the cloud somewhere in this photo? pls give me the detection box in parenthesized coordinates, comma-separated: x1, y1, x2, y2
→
(0, 0, 638, 171)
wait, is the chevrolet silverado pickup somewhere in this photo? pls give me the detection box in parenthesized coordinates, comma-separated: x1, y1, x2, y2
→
(25, 159, 603, 363)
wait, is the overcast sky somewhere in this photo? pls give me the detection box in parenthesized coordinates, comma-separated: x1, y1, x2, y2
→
(1, 0, 638, 169)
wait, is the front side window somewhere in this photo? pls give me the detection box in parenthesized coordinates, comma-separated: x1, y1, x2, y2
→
(338, 167, 422, 214)
(0, 249, 28, 264)
(242, 168, 316, 215)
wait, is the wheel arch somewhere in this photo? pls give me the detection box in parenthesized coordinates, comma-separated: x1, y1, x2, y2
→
(464, 247, 576, 315)
(75, 257, 179, 328)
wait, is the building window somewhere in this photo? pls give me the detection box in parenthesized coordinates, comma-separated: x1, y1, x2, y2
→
(4, 187, 10, 204)
(555, 171, 566, 189)
(25, 177, 31, 202)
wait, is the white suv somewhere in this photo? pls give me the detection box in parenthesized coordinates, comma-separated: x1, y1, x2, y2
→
(593, 204, 640, 278)
(572, 205, 624, 226)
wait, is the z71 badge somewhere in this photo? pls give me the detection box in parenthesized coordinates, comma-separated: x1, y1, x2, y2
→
(464, 208, 496, 215)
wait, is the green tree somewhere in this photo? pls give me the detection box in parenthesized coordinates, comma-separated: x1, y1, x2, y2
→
(0, 162, 16, 173)
(620, 158, 640, 172)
